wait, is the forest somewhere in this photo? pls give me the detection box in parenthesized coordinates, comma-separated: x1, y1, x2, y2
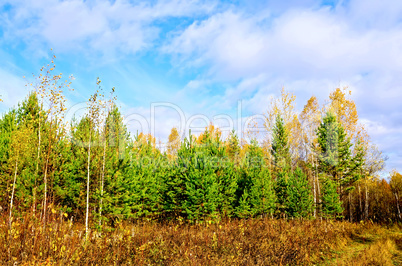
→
(1, 57, 402, 264)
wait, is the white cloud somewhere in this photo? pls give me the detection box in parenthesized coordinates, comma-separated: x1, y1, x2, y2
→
(164, 1, 402, 172)
(0, 69, 27, 109)
(1, 0, 401, 172)
(0, 0, 215, 55)
(165, 6, 402, 79)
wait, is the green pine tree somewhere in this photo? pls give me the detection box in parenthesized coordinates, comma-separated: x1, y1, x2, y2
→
(316, 111, 353, 187)
(271, 114, 291, 172)
(321, 176, 343, 219)
(236, 139, 276, 218)
(286, 168, 313, 218)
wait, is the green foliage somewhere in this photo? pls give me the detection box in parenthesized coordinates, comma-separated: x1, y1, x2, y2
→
(271, 114, 291, 171)
(316, 111, 353, 186)
(0, 85, 395, 225)
(178, 133, 221, 221)
(285, 168, 313, 218)
(321, 176, 344, 219)
(226, 129, 240, 163)
(275, 171, 289, 217)
(236, 140, 276, 218)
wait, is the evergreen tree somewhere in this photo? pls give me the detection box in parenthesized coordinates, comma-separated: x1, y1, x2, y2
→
(236, 189, 252, 218)
(275, 171, 289, 217)
(286, 168, 313, 218)
(321, 177, 343, 219)
(271, 114, 291, 171)
(226, 129, 240, 164)
(69, 116, 97, 220)
(16, 92, 45, 216)
(249, 168, 277, 217)
(316, 111, 353, 187)
(121, 132, 161, 220)
(200, 127, 237, 218)
(0, 110, 18, 211)
(236, 139, 276, 218)
(180, 133, 221, 221)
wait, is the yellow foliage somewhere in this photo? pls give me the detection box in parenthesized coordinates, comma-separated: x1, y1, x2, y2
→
(196, 123, 222, 144)
(262, 87, 302, 165)
(327, 87, 359, 140)
(167, 127, 181, 158)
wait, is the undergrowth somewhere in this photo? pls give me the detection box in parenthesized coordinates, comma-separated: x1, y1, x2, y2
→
(0, 214, 400, 265)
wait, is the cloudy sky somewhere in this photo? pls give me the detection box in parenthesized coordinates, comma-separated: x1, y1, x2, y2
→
(0, 0, 401, 173)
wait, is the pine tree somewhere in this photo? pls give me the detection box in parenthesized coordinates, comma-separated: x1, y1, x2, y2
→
(236, 139, 276, 218)
(271, 114, 291, 171)
(16, 92, 44, 216)
(0, 110, 18, 211)
(316, 111, 353, 188)
(275, 171, 289, 217)
(8, 125, 34, 227)
(201, 126, 237, 218)
(249, 168, 277, 217)
(236, 189, 252, 218)
(286, 168, 313, 218)
(321, 177, 343, 219)
(226, 129, 240, 163)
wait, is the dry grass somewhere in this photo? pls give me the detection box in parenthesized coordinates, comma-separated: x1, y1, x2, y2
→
(0, 214, 400, 265)
(328, 222, 402, 266)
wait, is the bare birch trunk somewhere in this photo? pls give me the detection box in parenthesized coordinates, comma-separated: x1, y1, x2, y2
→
(9, 155, 19, 228)
(315, 159, 321, 219)
(34, 118, 41, 216)
(365, 182, 369, 220)
(395, 193, 401, 221)
(42, 157, 49, 226)
(313, 170, 317, 218)
(86, 137, 91, 240)
(99, 137, 106, 227)
(358, 183, 362, 220)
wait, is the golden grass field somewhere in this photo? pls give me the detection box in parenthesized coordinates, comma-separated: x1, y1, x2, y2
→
(1, 214, 402, 265)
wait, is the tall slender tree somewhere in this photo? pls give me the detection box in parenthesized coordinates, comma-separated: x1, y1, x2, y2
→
(271, 114, 291, 172)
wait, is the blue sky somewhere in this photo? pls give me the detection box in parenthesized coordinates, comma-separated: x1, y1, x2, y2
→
(0, 0, 401, 174)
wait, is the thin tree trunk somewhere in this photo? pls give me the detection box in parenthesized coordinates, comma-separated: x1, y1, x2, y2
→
(365, 182, 369, 220)
(43, 120, 54, 227)
(312, 158, 316, 218)
(395, 193, 401, 221)
(43, 158, 49, 226)
(34, 117, 41, 216)
(315, 159, 321, 219)
(9, 155, 19, 228)
(358, 183, 362, 221)
(86, 137, 91, 240)
(99, 136, 106, 227)
(348, 193, 353, 222)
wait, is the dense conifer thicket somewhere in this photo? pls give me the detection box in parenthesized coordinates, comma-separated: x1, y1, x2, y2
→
(1, 59, 401, 231)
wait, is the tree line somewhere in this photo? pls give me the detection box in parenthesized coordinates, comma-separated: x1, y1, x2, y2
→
(1, 58, 401, 233)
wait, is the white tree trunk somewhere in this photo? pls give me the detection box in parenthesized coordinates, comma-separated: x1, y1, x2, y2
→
(42, 157, 49, 226)
(365, 182, 369, 220)
(9, 156, 19, 228)
(395, 193, 401, 221)
(315, 160, 321, 219)
(34, 118, 41, 216)
(99, 137, 106, 227)
(86, 138, 91, 240)
(358, 183, 362, 220)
